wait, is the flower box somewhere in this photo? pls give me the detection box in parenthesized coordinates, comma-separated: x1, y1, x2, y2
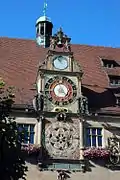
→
(83, 147, 110, 159)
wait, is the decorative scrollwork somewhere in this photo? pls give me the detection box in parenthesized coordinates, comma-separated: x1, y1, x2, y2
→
(49, 27, 71, 52)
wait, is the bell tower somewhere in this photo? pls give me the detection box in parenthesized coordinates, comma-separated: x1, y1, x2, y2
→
(35, 0, 53, 48)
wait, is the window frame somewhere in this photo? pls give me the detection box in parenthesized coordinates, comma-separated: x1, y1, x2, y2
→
(109, 76, 120, 86)
(116, 97, 120, 106)
(18, 124, 35, 144)
(85, 127, 103, 148)
(101, 59, 120, 68)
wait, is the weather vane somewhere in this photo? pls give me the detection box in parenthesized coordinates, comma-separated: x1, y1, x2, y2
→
(43, 0, 47, 16)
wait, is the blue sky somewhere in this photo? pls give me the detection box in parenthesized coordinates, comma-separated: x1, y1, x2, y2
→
(0, 0, 120, 47)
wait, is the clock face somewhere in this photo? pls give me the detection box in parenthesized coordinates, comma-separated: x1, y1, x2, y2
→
(45, 76, 77, 106)
(54, 84, 68, 97)
(53, 56, 68, 70)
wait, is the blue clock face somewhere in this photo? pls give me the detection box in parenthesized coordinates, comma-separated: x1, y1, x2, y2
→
(53, 56, 68, 70)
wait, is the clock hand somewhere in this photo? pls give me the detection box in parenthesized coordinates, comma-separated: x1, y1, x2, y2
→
(58, 57, 61, 62)
(59, 85, 66, 95)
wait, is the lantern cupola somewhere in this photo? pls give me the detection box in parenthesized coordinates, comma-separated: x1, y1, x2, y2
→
(35, 0, 53, 48)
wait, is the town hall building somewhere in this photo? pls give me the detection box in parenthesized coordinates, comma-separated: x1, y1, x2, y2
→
(1, 4, 120, 180)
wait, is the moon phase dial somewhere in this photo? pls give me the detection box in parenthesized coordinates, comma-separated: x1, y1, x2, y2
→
(45, 76, 77, 105)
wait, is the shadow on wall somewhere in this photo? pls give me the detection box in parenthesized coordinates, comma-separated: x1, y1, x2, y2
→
(82, 86, 116, 110)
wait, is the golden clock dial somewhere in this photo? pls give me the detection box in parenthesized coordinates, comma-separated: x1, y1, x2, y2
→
(45, 76, 77, 105)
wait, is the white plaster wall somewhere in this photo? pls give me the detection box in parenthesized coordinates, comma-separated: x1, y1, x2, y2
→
(24, 162, 120, 180)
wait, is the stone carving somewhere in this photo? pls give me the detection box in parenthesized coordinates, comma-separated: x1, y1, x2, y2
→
(79, 94, 89, 115)
(57, 170, 66, 180)
(57, 112, 66, 121)
(50, 37, 56, 50)
(45, 122, 79, 158)
(63, 38, 71, 52)
(108, 135, 120, 165)
(38, 91, 44, 111)
(50, 27, 71, 52)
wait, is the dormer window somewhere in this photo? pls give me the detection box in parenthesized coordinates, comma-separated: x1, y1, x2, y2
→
(101, 59, 120, 68)
(116, 97, 120, 106)
(109, 76, 120, 86)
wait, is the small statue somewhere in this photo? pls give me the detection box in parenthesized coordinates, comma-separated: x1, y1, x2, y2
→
(108, 135, 120, 164)
(50, 37, 56, 50)
(38, 91, 44, 111)
(57, 27, 64, 47)
(57, 170, 66, 180)
(79, 94, 89, 115)
(64, 39, 71, 52)
(33, 91, 44, 112)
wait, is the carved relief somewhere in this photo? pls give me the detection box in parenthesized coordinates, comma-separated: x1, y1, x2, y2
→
(49, 27, 71, 52)
(108, 135, 120, 165)
(79, 94, 89, 115)
(45, 122, 79, 158)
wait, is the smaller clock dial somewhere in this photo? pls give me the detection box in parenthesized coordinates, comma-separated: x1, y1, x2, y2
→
(53, 56, 68, 70)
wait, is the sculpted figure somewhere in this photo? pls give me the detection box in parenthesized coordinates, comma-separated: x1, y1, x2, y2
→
(57, 27, 64, 46)
(79, 94, 89, 115)
(50, 37, 56, 50)
(108, 135, 120, 164)
(64, 39, 71, 52)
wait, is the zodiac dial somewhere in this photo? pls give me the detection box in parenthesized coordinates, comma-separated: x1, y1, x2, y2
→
(45, 76, 77, 106)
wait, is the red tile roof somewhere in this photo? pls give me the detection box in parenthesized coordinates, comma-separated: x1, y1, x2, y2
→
(0, 37, 120, 112)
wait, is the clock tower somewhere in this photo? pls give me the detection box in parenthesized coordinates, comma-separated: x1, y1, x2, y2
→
(34, 28, 88, 172)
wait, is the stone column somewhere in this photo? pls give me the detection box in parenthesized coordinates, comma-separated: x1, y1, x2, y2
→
(37, 116, 43, 146)
(79, 118, 84, 160)
(37, 116, 44, 168)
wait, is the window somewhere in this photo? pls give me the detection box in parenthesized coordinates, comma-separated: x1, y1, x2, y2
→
(40, 23, 44, 35)
(116, 97, 120, 106)
(18, 124, 35, 144)
(86, 128, 102, 147)
(101, 59, 120, 68)
(109, 76, 120, 86)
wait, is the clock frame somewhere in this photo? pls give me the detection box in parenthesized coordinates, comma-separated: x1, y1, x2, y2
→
(45, 76, 77, 106)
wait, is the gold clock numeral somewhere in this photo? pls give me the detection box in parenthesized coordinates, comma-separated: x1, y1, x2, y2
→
(45, 91, 49, 95)
(63, 77, 67, 81)
(54, 101, 59, 105)
(73, 92, 77, 97)
(48, 97, 53, 101)
(62, 101, 68, 105)
(72, 85, 77, 90)
(68, 79, 73, 84)
(45, 83, 49, 89)
(54, 76, 59, 80)
(69, 99, 73, 103)
(48, 78, 53, 83)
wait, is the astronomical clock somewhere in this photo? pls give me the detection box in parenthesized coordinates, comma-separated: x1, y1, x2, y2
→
(35, 28, 87, 170)
(36, 29, 83, 114)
